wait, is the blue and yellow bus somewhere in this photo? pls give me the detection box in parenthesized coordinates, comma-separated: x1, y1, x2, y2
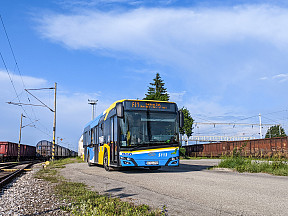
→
(83, 99, 183, 171)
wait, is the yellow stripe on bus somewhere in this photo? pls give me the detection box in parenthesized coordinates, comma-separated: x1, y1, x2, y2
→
(98, 144, 110, 165)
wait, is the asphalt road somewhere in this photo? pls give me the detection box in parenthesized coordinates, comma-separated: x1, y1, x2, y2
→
(61, 159, 288, 216)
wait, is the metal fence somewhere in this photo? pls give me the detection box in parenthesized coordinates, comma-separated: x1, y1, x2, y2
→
(183, 136, 288, 158)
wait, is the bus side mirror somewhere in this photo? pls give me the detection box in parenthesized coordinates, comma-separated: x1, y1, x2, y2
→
(116, 103, 124, 118)
(179, 111, 184, 128)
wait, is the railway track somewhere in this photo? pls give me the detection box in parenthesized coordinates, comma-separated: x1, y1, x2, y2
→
(0, 161, 37, 189)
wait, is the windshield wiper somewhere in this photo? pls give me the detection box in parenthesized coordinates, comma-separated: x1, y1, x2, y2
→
(130, 144, 147, 151)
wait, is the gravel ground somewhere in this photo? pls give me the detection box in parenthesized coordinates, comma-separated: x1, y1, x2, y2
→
(0, 163, 70, 216)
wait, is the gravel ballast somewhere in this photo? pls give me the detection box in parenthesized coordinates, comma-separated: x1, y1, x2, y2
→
(0, 163, 70, 216)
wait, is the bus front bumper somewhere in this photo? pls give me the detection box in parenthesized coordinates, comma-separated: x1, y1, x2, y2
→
(120, 156, 179, 167)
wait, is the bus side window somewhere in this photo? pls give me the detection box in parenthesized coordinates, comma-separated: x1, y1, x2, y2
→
(86, 132, 88, 146)
(91, 128, 94, 144)
(99, 123, 104, 145)
(83, 132, 86, 147)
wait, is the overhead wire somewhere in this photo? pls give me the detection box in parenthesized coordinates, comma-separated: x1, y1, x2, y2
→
(261, 116, 281, 125)
(0, 14, 38, 121)
(0, 14, 53, 140)
(0, 51, 29, 117)
(192, 111, 281, 139)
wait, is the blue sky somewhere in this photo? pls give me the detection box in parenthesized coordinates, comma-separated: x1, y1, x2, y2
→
(1, 0, 288, 150)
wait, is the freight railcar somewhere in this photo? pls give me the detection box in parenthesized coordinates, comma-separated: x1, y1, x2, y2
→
(70, 151, 78, 157)
(36, 140, 77, 159)
(183, 136, 288, 158)
(0, 141, 36, 162)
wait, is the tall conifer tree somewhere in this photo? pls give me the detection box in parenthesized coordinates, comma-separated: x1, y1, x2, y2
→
(143, 73, 170, 101)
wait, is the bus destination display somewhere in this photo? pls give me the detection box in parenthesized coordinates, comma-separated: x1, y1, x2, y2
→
(125, 101, 175, 112)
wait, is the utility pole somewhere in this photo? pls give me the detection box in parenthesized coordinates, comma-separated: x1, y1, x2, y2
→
(18, 113, 25, 162)
(52, 82, 57, 161)
(88, 99, 98, 120)
(7, 83, 57, 160)
(259, 113, 262, 139)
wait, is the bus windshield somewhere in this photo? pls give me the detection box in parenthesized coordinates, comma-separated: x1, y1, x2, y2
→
(119, 111, 178, 147)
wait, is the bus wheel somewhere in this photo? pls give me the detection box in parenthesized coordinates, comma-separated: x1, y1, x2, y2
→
(149, 166, 160, 171)
(103, 151, 110, 171)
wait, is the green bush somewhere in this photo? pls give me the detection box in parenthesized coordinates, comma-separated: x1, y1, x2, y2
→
(179, 147, 186, 157)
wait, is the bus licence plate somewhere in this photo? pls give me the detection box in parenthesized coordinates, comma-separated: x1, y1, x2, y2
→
(146, 161, 159, 165)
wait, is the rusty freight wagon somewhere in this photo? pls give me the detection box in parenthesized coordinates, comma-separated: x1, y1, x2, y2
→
(36, 140, 77, 159)
(184, 136, 288, 158)
(0, 141, 36, 161)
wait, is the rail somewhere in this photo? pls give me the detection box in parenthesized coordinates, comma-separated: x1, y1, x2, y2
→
(0, 161, 35, 189)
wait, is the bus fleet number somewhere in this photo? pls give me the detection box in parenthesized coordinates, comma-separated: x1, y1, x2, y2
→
(158, 153, 168, 157)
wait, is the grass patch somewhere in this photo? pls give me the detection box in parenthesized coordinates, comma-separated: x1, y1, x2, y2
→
(215, 142, 288, 176)
(35, 157, 162, 216)
(217, 157, 288, 176)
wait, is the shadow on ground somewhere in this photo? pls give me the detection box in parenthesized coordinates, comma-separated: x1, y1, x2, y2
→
(117, 163, 213, 174)
(104, 187, 137, 198)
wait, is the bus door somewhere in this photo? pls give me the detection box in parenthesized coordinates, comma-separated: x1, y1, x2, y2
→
(94, 126, 99, 163)
(110, 116, 118, 164)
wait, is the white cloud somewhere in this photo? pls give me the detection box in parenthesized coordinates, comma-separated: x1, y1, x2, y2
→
(37, 5, 288, 58)
(272, 73, 288, 82)
(169, 91, 186, 102)
(184, 98, 237, 117)
(34, 4, 288, 93)
(58, 0, 142, 8)
(259, 73, 288, 82)
(129, 68, 159, 74)
(0, 70, 47, 104)
(0, 70, 46, 88)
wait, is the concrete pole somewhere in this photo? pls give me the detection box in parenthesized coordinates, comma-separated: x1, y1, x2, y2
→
(17, 113, 23, 162)
(259, 113, 262, 139)
(52, 82, 57, 161)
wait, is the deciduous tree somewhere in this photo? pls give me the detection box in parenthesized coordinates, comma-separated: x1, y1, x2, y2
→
(265, 125, 287, 138)
(179, 107, 194, 138)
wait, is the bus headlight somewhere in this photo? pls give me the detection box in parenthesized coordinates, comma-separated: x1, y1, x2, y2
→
(171, 156, 179, 161)
(120, 156, 132, 161)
